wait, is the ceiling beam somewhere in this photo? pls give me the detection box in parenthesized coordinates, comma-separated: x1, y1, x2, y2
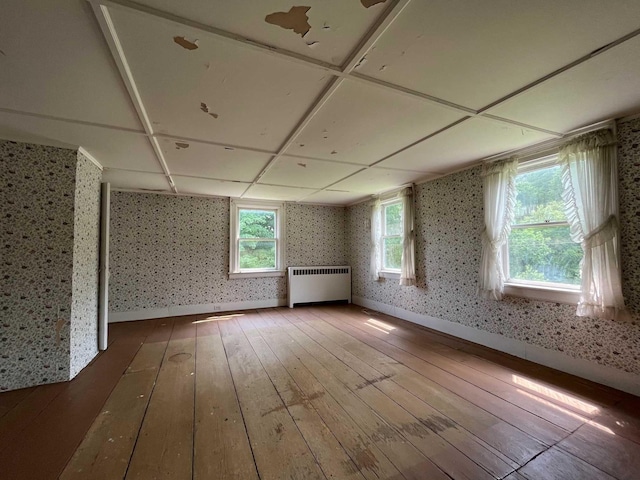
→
(90, 2, 177, 192)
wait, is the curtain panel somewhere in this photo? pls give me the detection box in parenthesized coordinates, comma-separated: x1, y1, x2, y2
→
(479, 158, 518, 300)
(369, 199, 381, 281)
(559, 129, 626, 320)
(399, 187, 416, 286)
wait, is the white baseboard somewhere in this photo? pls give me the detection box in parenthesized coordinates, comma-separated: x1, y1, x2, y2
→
(352, 295, 640, 397)
(109, 298, 287, 323)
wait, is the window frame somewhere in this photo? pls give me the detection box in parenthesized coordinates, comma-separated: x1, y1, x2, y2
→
(379, 198, 404, 277)
(229, 199, 285, 279)
(503, 155, 581, 304)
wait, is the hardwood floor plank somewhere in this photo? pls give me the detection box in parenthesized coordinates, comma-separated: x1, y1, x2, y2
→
(125, 320, 196, 480)
(557, 422, 640, 479)
(59, 320, 172, 480)
(59, 368, 161, 480)
(236, 314, 368, 480)
(4, 307, 636, 480)
(193, 321, 259, 480)
(319, 307, 582, 438)
(0, 382, 65, 454)
(280, 308, 547, 466)
(242, 313, 407, 480)
(322, 307, 591, 430)
(518, 446, 615, 480)
(254, 310, 451, 480)
(592, 397, 640, 445)
(0, 386, 35, 419)
(217, 318, 326, 480)
(275, 308, 518, 479)
(0, 326, 156, 480)
(347, 306, 622, 407)
(268, 310, 496, 480)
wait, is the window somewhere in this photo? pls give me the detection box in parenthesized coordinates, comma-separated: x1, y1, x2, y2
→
(370, 187, 415, 285)
(229, 200, 285, 278)
(505, 157, 581, 299)
(381, 200, 403, 272)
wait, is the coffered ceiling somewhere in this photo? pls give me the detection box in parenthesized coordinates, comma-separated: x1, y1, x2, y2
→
(2, 0, 640, 204)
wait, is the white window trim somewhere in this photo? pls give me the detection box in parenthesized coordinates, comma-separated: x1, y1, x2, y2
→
(503, 155, 580, 304)
(379, 198, 403, 275)
(229, 199, 286, 279)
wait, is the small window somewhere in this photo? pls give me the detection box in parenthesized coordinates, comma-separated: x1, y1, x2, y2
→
(381, 200, 403, 272)
(506, 158, 581, 289)
(230, 200, 285, 278)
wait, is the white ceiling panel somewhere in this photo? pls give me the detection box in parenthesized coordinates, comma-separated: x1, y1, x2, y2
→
(358, 0, 640, 109)
(172, 176, 249, 197)
(160, 138, 271, 182)
(128, 0, 389, 66)
(330, 168, 433, 194)
(0, 0, 141, 129)
(379, 118, 554, 173)
(243, 184, 316, 201)
(259, 157, 363, 188)
(287, 79, 465, 164)
(104, 170, 170, 191)
(489, 36, 640, 133)
(0, 112, 162, 173)
(109, 7, 332, 151)
(302, 190, 369, 205)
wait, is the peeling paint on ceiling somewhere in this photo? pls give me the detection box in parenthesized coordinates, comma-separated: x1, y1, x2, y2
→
(265, 6, 312, 38)
(361, 0, 387, 8)
(200, 102, 219, 119)
(173, 36, 199, 50)
(175, 142, 189, 149)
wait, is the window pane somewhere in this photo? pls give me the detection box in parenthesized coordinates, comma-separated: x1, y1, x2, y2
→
(385, 203, 403, 235)
(514, 165, 566, 225)
(509, 225, 581, 285)
(239, 240, 276, 269)
(383, 237, 402, 270)
(239, 209, 275, 238)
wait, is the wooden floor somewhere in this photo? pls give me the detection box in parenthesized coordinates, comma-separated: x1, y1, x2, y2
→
(1, 306, 639, 479)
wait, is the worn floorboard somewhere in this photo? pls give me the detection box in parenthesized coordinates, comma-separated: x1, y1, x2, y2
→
(0, 305, 637, 480)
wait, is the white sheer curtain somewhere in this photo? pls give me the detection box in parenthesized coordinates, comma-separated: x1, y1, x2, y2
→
(370, 199, 381, 281)
(399, 187, 416, 286)
(479, 158, 518, 300)
(559, 129, 626, 320)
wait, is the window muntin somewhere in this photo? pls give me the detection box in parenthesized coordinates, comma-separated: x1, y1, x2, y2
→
(381, 201, 403, 271)
(230, 201, 284, 276)
(507, 160, 581, 288)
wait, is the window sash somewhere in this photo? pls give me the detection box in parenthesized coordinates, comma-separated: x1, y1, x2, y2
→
(230, 201, 284, 275)
(380, 200, 403, 272)
(505, 162, 581, 290)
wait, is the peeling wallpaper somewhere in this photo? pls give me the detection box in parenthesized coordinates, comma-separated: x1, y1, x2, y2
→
(69, 152, 101, 378)
(348, 117, 640, 376)
(108, 195, 347, 313)
(1, 141, 77, 391)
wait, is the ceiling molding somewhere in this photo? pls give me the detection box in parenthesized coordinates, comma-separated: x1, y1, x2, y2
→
(78, 147, 104, 170)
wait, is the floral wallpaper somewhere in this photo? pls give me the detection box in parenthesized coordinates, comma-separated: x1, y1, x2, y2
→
(69, 152, 101, 378)
(109, 195, 347, 313)
(0, 141, 77, 391)
(286, 203, 347, 267)
(348, 117, 640, 376)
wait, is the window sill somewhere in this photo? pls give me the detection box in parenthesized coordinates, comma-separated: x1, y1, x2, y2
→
(504, 282, 580, 305)
(229, 271, 286, 279)
(379, 270, 401, 280)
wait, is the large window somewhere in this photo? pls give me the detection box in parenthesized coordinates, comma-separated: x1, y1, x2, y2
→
(506, 157, 581, 289)
(381, 200, 403, 272)
(230, 200, 285, 278)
